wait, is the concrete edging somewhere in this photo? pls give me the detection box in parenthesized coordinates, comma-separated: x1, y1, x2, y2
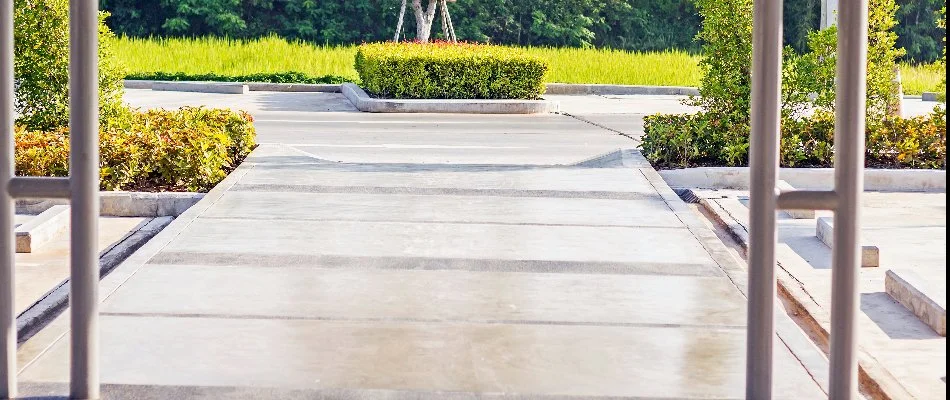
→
(659, 167, 946, 192)
(151, 81, 248, 94)
(124, 80, 342, 93)
(341, 83, 559, 114)
(544, 83, 700, 96)
(16, 191, 204, 217)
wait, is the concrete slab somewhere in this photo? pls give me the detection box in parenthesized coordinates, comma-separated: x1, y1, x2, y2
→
(103, 266, 747, 327)
(240, 162, 658, 194)
(204, 191, 684, 228)
(163, 218, 716, 266)
(20, 316, 823, 399)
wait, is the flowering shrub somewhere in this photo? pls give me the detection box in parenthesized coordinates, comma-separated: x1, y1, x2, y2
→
(15, 107, 257, 192)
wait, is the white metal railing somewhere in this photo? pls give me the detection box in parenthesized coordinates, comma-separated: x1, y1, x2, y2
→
(1, 0, 101, 397)
(747, 0, 867, 396)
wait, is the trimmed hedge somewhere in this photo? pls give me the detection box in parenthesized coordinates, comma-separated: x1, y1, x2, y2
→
(641, 108, 947, 169)
(355, 42, 547, 99)
(15, 107, 256, 192)
(126, 71, 350, 84)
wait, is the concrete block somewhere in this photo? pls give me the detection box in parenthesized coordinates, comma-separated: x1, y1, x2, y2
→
(341, 83, 558, 114)
(15, 205, 70, 253)
(886, 269, 946, 336)
(776, 180, 816, 219)
(921, 92, 940, 102)
(152, 81, 248, 94)
(816, 217, 880, 267)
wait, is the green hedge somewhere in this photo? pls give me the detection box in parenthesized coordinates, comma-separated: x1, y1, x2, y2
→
(355, 42, 547, 99)
(126, 71, 350, 84)
(15, 107, 257, 192)
(641, 108, 947, 169)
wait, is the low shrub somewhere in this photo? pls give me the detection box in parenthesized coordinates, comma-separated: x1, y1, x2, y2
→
(15, 107, 256, 192)
(126, 71, 350, 85)
(642, 108, 946, 169)
(355, 42, 547, 99)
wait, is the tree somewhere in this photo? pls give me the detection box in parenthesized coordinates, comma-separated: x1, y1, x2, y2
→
(13, 0, 125, 130)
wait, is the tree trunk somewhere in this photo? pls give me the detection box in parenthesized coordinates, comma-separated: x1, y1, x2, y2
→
(411, 0, 439, 42)
(394, 0, 407, 41)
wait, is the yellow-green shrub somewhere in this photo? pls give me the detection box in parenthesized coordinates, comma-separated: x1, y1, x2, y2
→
(641, 108, 947, 169)
(355, 42, 547, 99)
(15, 107, 256, 192)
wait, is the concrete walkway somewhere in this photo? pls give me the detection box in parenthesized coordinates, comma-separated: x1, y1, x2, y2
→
(16, 91, 826, 399)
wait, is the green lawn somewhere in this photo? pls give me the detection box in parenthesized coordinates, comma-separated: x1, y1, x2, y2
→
(115, 35, 945, 94)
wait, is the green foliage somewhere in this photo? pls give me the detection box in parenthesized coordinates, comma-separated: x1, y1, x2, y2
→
(13, 0, 125, 130)
(126, 71, 350, 84)
(15, 107, 257, 192)
(867, 0, 905, 118)
(355, 42, 547, 99)
(641, 108, 947, 169)
(684, 0, 753, 164)
(116, 36, 705, 87)
(783, 27, 837, 119)
(100, 0, 701, 53)
(895, 0, 945, 63)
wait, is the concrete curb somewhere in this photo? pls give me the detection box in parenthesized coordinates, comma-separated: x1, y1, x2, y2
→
(152, 81, 248, 94)
(544, 83, 700, 96)
(921, 92, 942, 102)
(15, 216, 174, 345)
(885, 269, 946, 336)
(659, 167, 946, 192)
(16, 191, 204, 217)
(124, 80, 342, 93)
(685, 189, 917, 400)
(341, 83, 559, 114)
(15, 205, 70, 253)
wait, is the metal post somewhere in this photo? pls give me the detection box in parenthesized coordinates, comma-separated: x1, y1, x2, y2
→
(69, 0, 101, 396)
(1, 0, 16, 396)
(746, 0, 782, 395)
(829, 0, 867, 394)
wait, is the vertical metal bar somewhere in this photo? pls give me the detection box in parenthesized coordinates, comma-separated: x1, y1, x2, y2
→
(69, 0, 100, 396)
(0, 0, 16, 396)
(746, 0, 783, 395)
(829, 0, 867, 394)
